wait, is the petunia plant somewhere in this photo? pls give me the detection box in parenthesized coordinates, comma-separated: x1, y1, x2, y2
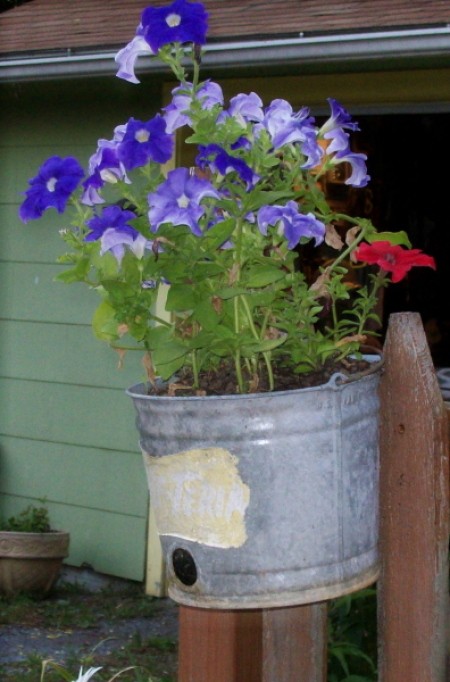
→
(19, 0, 436, 394)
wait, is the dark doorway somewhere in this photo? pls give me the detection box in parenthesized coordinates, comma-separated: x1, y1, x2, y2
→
(356, 112, 450, 366)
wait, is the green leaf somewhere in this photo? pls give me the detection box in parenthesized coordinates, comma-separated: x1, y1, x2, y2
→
(203, 218, 236, 249)
(244, 189, 295, 211)
(194, 300, 220, 331)
(54, 257, 90, 283)
(366, 230, 411, 247)
(194, 261, 224, 280)
(241, 337, 286, 356)
(91, 300, 119, 342)
(152, 341, 187, 365)
(153, 353, 187, 380)
(244, 266, 286, 288)
(90, 249, 119, 278)
(166, 284, 197, 311)
(145, 324, 172, 348)
(329, 646, 350, 676)
(215, 286, 248, 300)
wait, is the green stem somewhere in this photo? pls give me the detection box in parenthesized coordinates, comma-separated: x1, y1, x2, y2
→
(263, 353, 275, 391)
(326, 219, 370, 275)
(149, 314, 172, 327)
(239, 295, 274, 391)
(232, 218, 246, 392)
(192, 53, 201, 90)
(191, 350, 199, 388)
(357, 270, 388, 336)
(234, 348, 245, 394)
(239, 295, 259, 341)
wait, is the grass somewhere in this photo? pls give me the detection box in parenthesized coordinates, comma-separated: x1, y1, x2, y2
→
(0, 580, 377, 682)
(0, 581, 178, 682)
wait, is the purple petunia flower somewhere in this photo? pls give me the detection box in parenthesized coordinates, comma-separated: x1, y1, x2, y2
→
(117, 116, 174, 170)
(115, 35, 154, 84)
(140, 0, 208, 52)
(228, 92, 264, 124)
(257, 201, 326, 250)
(82, 143, 130, 206)
(319, 98, 360, 154)
(260, 100, 322, 167)
(85, 205, 152, 264)
(331, 150, 370, 188)
(115, 0, 208, 83)
(163, 80, 223, 133)
(148, 167, 220, 236)
(19, 156, 84, 223)
(196, 144, 259, 188)
(321, 98, 360, 136)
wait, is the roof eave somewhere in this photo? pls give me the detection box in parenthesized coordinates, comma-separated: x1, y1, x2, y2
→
(1, 26, 450, 82)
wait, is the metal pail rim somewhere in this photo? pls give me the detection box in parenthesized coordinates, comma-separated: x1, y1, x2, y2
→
(126, 352, 383, 402)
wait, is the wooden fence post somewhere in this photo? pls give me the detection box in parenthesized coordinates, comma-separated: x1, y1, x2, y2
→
(378, 312, 449, 681)
(178, 602, 328, 681)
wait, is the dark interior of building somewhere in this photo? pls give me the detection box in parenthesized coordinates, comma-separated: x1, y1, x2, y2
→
(362, 112, 450, 366)
(325, 112, 450, 367)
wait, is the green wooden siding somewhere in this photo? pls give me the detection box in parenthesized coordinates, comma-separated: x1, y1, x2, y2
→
(0, 76, 163, 581)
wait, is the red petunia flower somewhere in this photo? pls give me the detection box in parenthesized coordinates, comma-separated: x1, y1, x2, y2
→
(354, 240, 436, 283)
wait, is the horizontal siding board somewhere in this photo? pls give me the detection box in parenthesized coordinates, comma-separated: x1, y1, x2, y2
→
(59, 506, 147, 580)
(60, 508, 147, 580)
(0, 262, 97, 324)
(0, 495, 147, 581)
(0, 436, 147, 517)
(0, 83, 162, 146)
(0, 79, 161, 147)
(0, 378, 139, 452)
(1, 204, 71, 263)
(0, 320, 146, 388)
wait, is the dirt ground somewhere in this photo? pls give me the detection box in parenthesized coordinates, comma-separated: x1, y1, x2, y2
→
(0, 568, 179, 680)
(0, 600, 178, 665)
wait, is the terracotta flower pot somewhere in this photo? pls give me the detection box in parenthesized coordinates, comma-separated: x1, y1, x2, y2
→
(0, 530, 70, 596)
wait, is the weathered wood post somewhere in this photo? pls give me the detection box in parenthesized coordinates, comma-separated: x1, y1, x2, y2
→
(378, 312, 449, 681)
(178, 602, 328, 681)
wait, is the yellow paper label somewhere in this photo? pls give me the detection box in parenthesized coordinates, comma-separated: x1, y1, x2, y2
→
(142, 447, 250, 548)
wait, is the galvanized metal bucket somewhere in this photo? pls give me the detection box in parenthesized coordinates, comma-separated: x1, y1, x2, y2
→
(127, 355, 382, 609)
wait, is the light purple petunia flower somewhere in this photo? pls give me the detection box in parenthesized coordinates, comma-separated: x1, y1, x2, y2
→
(260, 100, 323, 167)
(115, 35, 154, 84)
(148, 167, 220, 236)
(228, 92, 264, 124)
(19, 156, 84, 222)
(331, 150, 370, 188)
(257, 201, 326, 250)
(163, 80, 223, 133)
(117, 116, 174, 170)
(82, 143, 130, 206)
(84, 205, 152, 264)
